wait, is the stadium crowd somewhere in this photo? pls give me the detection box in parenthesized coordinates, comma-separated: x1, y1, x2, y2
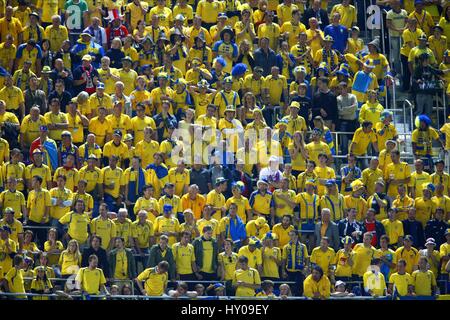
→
(0, 0, 448, 300)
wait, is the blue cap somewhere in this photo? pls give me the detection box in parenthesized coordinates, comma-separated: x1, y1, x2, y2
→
(231, 63, 247, 76)
(97, 82, 105, 89)
(414, 0, 424, 5)
(163, 204, 173, 212)
(215, 57, 227, 67)
(325, 179, 336, 187)
(39, 125, 48, 132)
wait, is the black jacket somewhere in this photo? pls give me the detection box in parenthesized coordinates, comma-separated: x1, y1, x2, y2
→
(425, 219, 449, 247)
(338, 218, 363, 244)
(302, 8, 329, 29)
(312, 90, 339, 126)
(147, 244, 176, 280)
(402, 219, 425, 248)
(81, 246, 110, 277)
(253, 47, 279, 77)
(192, 236, 219, 272)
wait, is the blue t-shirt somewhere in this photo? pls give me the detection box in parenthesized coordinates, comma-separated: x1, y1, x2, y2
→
(324, 24, 349, 54)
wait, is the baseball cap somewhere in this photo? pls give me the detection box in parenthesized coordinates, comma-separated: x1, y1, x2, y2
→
(290, 101, 300, 109)
(256, 217, 266, 227)
(325, 179, 336, 187)
(341, 236, 354, 245)
(32, 148, 44, 155)
(445, 228, 450, 236)
(88, 154, 98, 160)
(404, 235, 413, 242)
(425, 238, 436, 246)
(163, 204, 173, 212)
(248, 237, 260, 246)
(61, 130, 72, 137)
(124, 133, 133, 141)
(335, 280, 346, 287)
(97, 82, 105, 90)
(4, 207, 14, 215)
(39, 125, 48, 132)
(305, 179, 316, 187)
(215, 177, 227, 185)
(113, 129, 122, 137)
(257, 179, 269, 187)
(82, 54, 92, 62)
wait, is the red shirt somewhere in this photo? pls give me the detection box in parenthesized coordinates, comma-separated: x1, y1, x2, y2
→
(365, 220, 377, 246)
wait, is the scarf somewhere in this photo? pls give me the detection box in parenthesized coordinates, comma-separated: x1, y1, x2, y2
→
(83, 143, 101, 163)
(82, 64, 94, 90)
(225, 215, 246, 241)
(60, 143, 78, 167)
(29, 24, 43, 43)
(127, 167, 146, 202)
(324, 194, 344, 221)
(147, 163, 168, 179)
(322, 48, 337, 72)
(286, 241, 305, 270)
(43, 140, 58, 171)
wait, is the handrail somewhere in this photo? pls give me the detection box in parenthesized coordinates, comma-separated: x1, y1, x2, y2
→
(403, 99, 414, 132)
(0, 291, 445, 300)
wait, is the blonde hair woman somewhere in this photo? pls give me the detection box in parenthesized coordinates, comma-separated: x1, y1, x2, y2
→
(58, 239, 81, 278)
(240, 92, 264, 126)
(289, 131, 309, 177)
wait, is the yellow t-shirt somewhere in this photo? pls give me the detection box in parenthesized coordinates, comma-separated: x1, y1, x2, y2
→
(137, 267, 168, 296)
(49, 187, 73, 220)
(218, 252, 238, 281)
(172, 242, 195, 275)
(59, 212, 91, 244)
(310, 247, 336, 274)
(305, 141, 331, 165)
(27, 189, 51, 224)
(351, 127, 378, 156)
(352, 243, 380, 277)
(206, 189, 226, 221)
(76, 267, 106, 295)
(363, 270, 386, 296)
(153, 216, 180, 246)
(384, 162, 411, 197)
(262, 246, 281, 278)
(100, 166, 125, 198)
(334, 249, 354, 277)
(0, 190, 25, 219)
(412, 270, 437, 296)
(303, 274, 331, 299)
(232, 267, 261, 297)
(238, 245, 262, 269)
(389, 272, 413, 296)
(395, 246, 419, 274)
(91, 217, 117, 250)
(381, 219, 404, 244)
(132, 220, 154, 249)
(58, 251, 81, 276)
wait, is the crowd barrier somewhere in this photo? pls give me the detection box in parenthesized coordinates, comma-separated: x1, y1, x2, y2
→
(0, 291, 446, 301)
